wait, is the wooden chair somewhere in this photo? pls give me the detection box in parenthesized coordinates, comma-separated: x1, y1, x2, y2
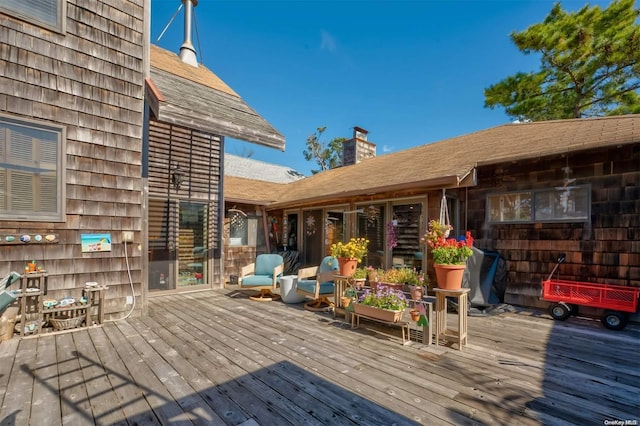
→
(296, 256, 339, 311)
(0, 272, 21, 315)
(239, 254, 284, 302)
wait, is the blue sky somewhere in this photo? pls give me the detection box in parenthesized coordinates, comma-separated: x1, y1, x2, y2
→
(150, 0, 613, 176)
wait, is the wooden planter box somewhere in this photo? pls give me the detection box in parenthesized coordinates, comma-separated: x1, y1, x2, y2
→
(353, 303, 403, 323)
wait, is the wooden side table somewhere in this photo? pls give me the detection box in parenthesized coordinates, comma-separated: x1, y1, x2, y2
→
(85, 285, 108, 326)
(333, 274, 351, 320)
(434, 288, 470, 350)
(17, 273, 47, 336)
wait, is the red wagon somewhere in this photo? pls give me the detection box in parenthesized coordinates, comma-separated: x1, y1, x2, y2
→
(541, 256, 640, 330)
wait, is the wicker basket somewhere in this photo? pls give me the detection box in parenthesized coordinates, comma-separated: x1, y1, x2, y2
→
(49, 315, 84, 331)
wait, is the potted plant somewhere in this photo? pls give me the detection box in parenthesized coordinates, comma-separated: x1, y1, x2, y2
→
(377, 267, 421, 292)
(410, 309, 421, 321)
(351, 267, 368, 289)
(408, 273, 429, 300)
(422, 220, 474, 290)
(330, 237, 369, 276)
(354, 285, 408, 323)
(366, 266, 384, 284)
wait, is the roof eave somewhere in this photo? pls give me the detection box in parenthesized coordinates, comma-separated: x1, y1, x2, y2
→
(268, 174, 467, 209)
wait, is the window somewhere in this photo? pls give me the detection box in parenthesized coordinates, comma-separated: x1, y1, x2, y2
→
(0, 0, 65, 32)
(229, 210, 248, 246)
(487, 186, 590, 224)
(534, 187, 590, 221)
(487, 192, 532, 222)
(0, 115, 65, 221)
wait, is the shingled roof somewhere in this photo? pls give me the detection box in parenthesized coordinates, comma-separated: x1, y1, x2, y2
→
(225, 154, 305, 183)
(226, 115, 640, 207)
(148, 45, 285, 150)
(224, 175, 286, 205)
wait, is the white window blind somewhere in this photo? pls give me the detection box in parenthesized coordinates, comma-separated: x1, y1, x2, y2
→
(0, 116, 64, 221)
(1, 0, 63, 31)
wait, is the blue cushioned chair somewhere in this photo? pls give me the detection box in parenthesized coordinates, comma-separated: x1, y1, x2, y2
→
(296, 256, 339, 311)
(239, 254, 284, 301)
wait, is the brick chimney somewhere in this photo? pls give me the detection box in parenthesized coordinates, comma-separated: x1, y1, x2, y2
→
(342, 126, 376, 166)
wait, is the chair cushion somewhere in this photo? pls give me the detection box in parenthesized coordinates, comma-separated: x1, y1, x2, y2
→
(242, 275, 274, 287)
(255, 254, 284, 275)
(297, 279, 334, 295)
(318, 256, 340, 274)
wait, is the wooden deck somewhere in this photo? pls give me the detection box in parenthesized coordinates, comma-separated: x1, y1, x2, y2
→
(0, 287, 638, 425)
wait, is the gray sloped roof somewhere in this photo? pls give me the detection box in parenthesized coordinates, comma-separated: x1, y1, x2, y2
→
(225, 154, 305, 183)
(148, 45, 285, 150)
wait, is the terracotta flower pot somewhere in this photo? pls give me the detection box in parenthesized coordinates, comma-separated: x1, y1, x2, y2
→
(378, 282, 404, 292)
(409, 285, 423, 300)
(410, 310, 420, 321)
(352, 278, 366, 289)
(434, 264, 466, 290)
(337, 257, 358, 277)
(341, 296, 352, 308)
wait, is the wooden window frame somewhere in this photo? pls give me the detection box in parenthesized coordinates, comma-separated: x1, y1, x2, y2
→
(486, 186, 591, 224)
(0, 114, 66, 222)
(0, 0, 66, 33)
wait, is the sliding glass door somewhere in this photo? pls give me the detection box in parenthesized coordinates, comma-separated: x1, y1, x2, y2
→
(148, 198, 209, 292)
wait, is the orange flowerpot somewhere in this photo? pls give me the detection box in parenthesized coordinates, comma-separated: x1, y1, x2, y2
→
(434, 264, 466, 290)
(337, 257, 358, 277)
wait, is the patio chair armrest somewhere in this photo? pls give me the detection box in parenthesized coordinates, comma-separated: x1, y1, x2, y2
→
(274, 263, 284, 276)
(297, 266, 318, 280)
(272, 263, 284, 288)
(317, 270, 336, 284)
(240, 263, 255, 278)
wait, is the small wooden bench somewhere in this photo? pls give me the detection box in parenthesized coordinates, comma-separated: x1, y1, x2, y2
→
(350, 300, 434, 346)
(351, 310, 411, 345)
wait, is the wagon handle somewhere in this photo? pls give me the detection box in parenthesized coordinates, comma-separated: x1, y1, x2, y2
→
(546, 254, 566, 281)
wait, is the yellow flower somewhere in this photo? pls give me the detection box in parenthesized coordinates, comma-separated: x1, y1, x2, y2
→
(330, 237, 369, 263)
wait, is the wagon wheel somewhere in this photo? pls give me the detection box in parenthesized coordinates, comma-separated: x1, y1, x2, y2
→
(548, 303, 571, 321)
(601, 310, 628, 331)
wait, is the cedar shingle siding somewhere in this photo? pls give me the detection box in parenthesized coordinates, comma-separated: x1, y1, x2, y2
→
(0, 0, 145, 318)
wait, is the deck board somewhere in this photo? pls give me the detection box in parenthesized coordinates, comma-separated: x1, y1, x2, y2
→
(73, 331, 128, 426)
(162, 295, 419, 425)
(30, 333, 62, 426)
(0, 287, 638, 425)
(86, 327, 159, 425)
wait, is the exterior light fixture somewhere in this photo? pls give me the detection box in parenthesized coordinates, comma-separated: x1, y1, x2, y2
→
(171, 164, 184, 190)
